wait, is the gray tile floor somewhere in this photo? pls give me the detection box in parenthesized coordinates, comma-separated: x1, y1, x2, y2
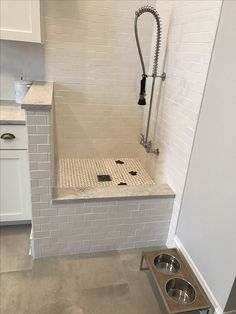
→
(0, 225, 163, 314)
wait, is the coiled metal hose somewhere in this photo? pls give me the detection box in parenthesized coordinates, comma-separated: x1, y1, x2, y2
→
(134, 5, 162, 77)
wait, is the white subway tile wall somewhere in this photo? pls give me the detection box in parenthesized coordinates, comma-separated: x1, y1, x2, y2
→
(139, 0, 222, 246)
(43, 0, 157, 158)
(26, 107, 174, 258)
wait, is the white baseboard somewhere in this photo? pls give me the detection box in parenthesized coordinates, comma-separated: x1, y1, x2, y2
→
(174, 236, 223, 314)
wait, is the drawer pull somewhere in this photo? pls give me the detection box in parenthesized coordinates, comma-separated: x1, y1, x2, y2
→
(1, 133, 16, 140)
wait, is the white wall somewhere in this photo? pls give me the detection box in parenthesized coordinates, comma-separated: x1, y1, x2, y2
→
(0, 40, 44, 99)
(139, 0, 222, 245)
(176, 0, 236, 310)
(44, 0, 157, 158)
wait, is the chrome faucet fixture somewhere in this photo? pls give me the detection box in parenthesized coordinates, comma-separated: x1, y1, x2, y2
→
(134, 5, 165, 155)
(140, 134, 159, 155)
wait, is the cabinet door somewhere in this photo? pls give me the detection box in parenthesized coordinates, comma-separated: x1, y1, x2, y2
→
(0, 0, 41, 43)
(0, 150, 31, 222)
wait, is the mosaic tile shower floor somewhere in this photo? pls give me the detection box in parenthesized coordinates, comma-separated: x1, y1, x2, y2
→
(57, 158, 155, 189)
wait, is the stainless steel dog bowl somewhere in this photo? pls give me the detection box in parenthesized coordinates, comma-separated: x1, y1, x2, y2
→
(154, 254, 180, 275)
(166, 278, 196, 304)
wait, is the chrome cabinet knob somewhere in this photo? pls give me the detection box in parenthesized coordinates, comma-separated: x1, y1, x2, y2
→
(1, 133, 16, 140)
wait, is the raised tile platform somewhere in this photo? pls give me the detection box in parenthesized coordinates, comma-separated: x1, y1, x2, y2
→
(23, 86, 176, 258)
(55, 157, 174, 202)
(57, 157, 155, 188)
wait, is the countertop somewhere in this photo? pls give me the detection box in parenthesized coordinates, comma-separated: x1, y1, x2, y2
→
(0, 100, 26, 125)
(0, 81, 53, 124)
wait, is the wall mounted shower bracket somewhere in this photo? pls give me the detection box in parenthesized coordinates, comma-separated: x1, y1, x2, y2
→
(140, 134, 160, 155)
(148, 72, 166, 81)
(158, 72, 166, 81)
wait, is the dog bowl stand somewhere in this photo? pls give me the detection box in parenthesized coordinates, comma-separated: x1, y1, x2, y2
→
(140, 248, 213, 314)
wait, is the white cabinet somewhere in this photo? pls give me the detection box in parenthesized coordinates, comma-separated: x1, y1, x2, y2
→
(0, 0, 41, 43)
(0, 125, 31, 222)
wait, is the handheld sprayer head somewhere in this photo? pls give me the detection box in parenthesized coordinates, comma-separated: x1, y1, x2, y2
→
(138, 75, 147, 105)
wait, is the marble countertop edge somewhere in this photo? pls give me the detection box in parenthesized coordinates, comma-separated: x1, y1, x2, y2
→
(0, 100, 26, 125)
(52, 184, 175, 203)
(0, 119, 25, 125)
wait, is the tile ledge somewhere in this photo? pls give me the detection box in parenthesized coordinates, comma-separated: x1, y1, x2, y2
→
(52, 184, 175, 203)
(21, 81, 54, 110)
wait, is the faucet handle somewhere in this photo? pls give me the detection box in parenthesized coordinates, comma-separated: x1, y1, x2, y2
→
(146, 140, 160, 155)
(140, 133, 145, 144)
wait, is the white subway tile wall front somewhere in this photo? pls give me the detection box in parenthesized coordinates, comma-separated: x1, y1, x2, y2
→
(139, 0, 222, 246)
(26, 108, 174, 258)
